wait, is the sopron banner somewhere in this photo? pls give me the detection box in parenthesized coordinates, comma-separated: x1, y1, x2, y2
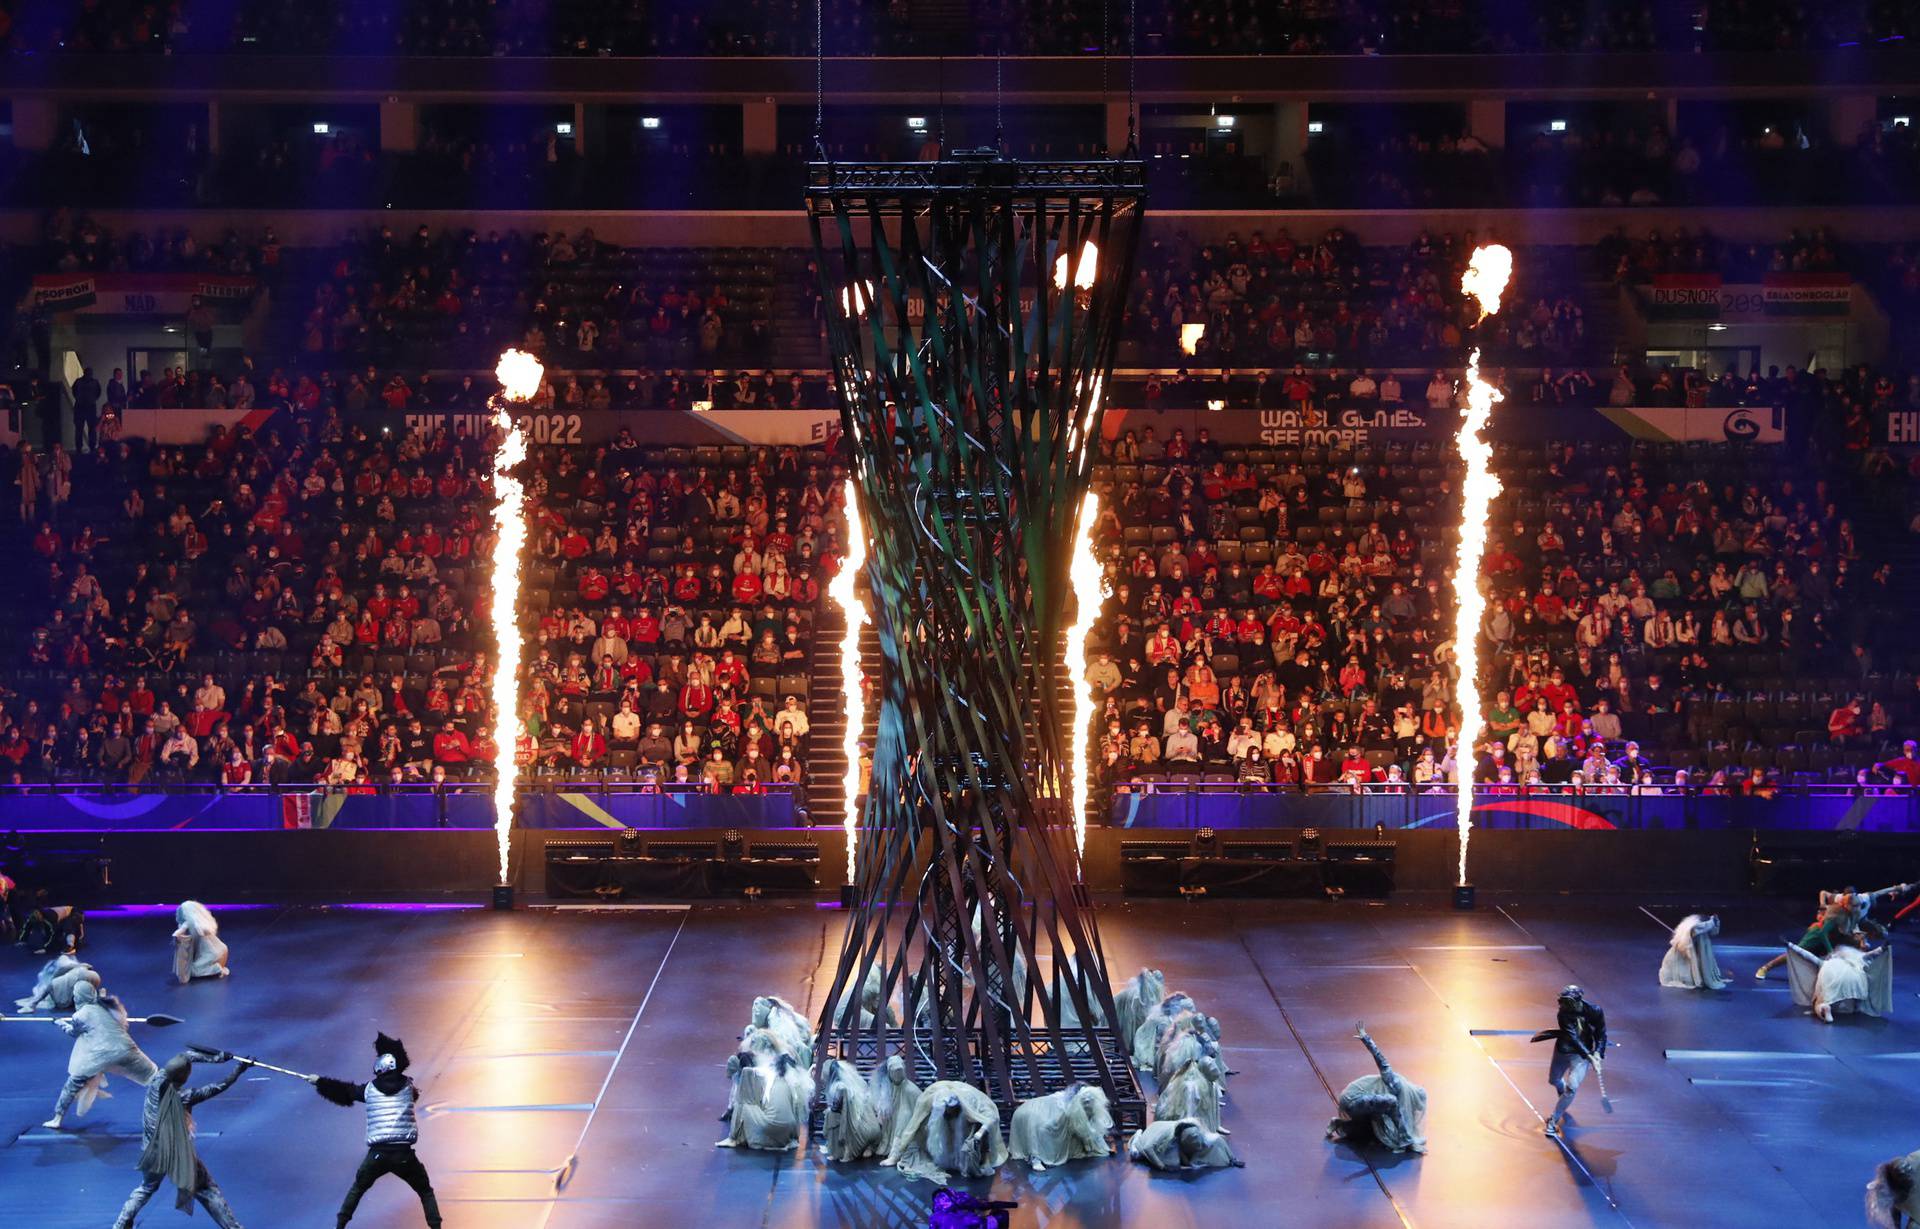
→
(30, 273, 258, 316)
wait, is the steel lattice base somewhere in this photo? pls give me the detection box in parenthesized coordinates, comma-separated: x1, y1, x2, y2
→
(811, 1026, 1145, 1135)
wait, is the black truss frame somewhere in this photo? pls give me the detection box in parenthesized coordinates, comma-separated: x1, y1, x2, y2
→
(807, 151, 1147, 1132)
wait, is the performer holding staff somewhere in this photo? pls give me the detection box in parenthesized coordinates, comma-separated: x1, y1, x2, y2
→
(1533, 985, 1609, 1137)
(112, 1049, 252, 1229)
(309, 1033, 443, 1229)
(44, 982, 158, 1130)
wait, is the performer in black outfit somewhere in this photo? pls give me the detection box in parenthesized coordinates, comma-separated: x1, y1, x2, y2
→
(16, 900, 84, 954)
(1532, 984, 1607, 1137)
(309, 1033, 442, 1229)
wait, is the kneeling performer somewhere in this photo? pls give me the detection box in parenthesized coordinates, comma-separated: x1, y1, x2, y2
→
(883, 1081, 1008, 1185)
(1007, 1084, 1114, 1171)
(172, 900, 230, 983)
(1325, 1023, 1428, 1154)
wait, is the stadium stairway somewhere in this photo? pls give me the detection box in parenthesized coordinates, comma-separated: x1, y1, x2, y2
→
(771, 281, 829, 369)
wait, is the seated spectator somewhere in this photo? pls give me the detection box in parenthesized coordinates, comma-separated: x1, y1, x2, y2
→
(1829, 697, 1865, 745)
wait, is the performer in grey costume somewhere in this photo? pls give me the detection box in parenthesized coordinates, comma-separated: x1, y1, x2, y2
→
(1325, 1023, 1428, 1154)
(1658, 914, 1727, 990)
(171, 900, 230, 983)
(1007, 1083, 1114, 1171)
(1126, 1118, 1242, 1171)
(16, 953, 101, 1013)
(45, 981, 158, 1129)
(113, 1049, 251, 1229)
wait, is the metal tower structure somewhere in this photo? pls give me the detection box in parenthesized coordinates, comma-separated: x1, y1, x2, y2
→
(807, 150, 1147, 1129)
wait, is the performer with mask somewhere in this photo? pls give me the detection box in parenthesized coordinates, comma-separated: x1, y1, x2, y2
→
(1532, 985, 1608, 1137)
(44, 981, 158, 1129)
(309, 1033, 442, 1229)
(112, 1048, 252, 1229)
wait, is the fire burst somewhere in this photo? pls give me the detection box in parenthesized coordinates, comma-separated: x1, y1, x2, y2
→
(1054, 239, 1099, 291)
(1452, 245, 1511, 889)
(1065, 492, 1105, 858)
(487, 349, 540, 885)
(829, 479, 869, 884)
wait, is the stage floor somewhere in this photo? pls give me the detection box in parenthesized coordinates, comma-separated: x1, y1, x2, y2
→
(3, 893, 1916, 1228)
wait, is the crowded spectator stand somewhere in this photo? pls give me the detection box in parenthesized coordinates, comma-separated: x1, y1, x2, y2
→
(0, 406, 846, 804)
(1080, 401, 1916, 812)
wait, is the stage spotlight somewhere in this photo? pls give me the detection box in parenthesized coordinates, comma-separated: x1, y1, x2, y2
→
(907, 116, 928, 131)
(1550, 119, 1568, 133)
(1215, 114, 1235, 129)
(1307, 120, 1324, 134)
(641, 116, 662, 130)
(312, 122, 331, 135)
(556, 121, 574, 136)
